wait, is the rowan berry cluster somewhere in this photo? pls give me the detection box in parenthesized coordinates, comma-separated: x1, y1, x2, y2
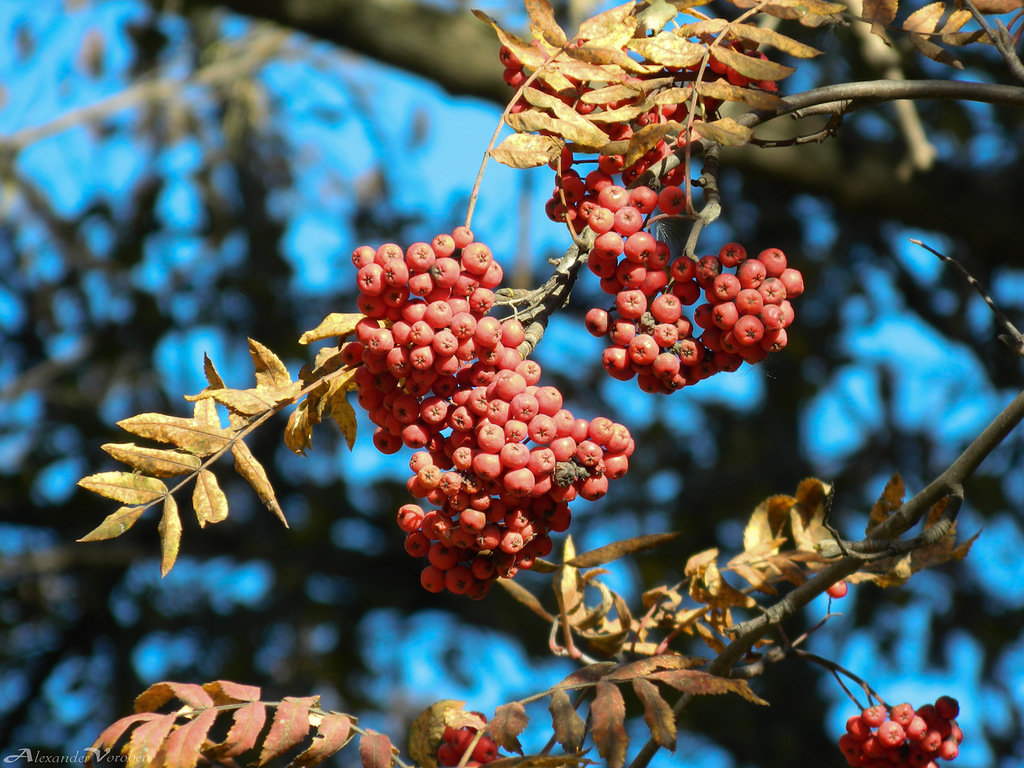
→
(584, 239, 802, 393)
(437, 717, 500, 768)
(348, 229, 634, 597)
(838, 697, 964, 768)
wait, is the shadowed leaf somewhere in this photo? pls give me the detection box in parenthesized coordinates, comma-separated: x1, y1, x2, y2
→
(591, 681, 628, 768)
(497, 577, 555, 621)
(548, 688, 585, 752)
(566, 532, 680, 568)
(491, 133, 564, 169)
(863, 0, 898, 39)
(605, 654, 706, 681)
(632, 678, 676, 750)
(488, 703, 529, 755)
(647, 669, 768, 705)
(259, 696, 318, 765)
(691, 117, 753, 147)
(868, 473, 904, 534)
(135, 682, 214, 713)
(203, 680, 262, 704)
(330, 392, 358, 450)
(359, 729, 394, 768)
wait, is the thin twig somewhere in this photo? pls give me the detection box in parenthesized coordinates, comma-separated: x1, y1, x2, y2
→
(962, 0, 1024, 86)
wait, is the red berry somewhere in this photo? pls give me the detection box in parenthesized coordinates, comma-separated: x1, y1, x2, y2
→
(826, 580, 849, 599)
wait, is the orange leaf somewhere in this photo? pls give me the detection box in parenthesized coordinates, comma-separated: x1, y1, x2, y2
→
(207, 700, 266, 759)
(202, 679, 262, 704)
(291, 713, 354, 767)
(259, 696, 318, 765)
(135, 682, 214, 713)
(127, 712, 177, 767)
(88, 713, 163, 756)
(162, 708, 218, 768)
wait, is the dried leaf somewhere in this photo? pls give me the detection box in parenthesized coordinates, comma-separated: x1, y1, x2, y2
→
(207, 700, 267, 759)
(359, 730, 395, 768)
(581, 82, 645, 104)
(743, 494, 795, 554)
(863, 0, 898, 39)
(78, 505, 147, 542)
(259, 696, 318, 765)
(566, 532, 680, 568)
(192, 396, 221, 430)
(514, 89, 610, 147)
(497, 578, 555, 621)
(128, 712, 177, 767)
(632, 678, 676, 750)
(203, 680, 262, 704)
(646, 669, 768, 705)
(211, 387, 278, 417)
(331, 393, 359, 451)
(299, 313, 366, 345)
(78, 471, 168, 506)
(233, 440, 288, 527)
(591, 681, 628, 768)
(605, 654, 706, 681)
(628, 31, 706, 68)
(710, 45, 796, 81)
(903, 2, 972, 66)
(285, 403, 314, 456)
(694, 80, 783, 110)
(690, 117, 753, 147)
(485, 757, 593, 768)
(158, 495, 182, 577)
(192, 469, 228, 527)
(526, 0, 567, 46)
(548, 689, 585, 753)
(727, 22, 823, 57)
(409, 700, 465, 768)
(624, 123, 677, 169)
(249, 338, 293, 392)
(135, 682, 215, 713)
(687, 549, 755, 609)
(101, 443, 202, 478)
(291, 713, 354, 768)
(868, 473, 904, 534)
(578, 1, 637, 46)
(117, 413, 230, 457)
(491, 133, 564, 169)
(488, 703, 529, 755)
(163, 708, 218, 768)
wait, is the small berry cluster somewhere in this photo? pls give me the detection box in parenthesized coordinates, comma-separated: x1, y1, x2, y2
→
(839, 697, 964, 768)
(437, 717, 500, 768)
(348, 229, 633, 597)
(584, 239, 803, 393)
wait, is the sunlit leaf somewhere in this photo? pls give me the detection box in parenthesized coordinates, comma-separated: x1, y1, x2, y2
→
(867, 473, 904, 534)
(158, 494, 182, 577)
(249, 337, 293, 392)
(491, 133, 564, 169)
(77, 471, 167, 505)
(690, 117, 753, 147)
(163, 708, 218, 768)
(743, 494, 795, 554)
(863, 0, 898, 39)
(299, 313, 366, 345)
(526, 0, 567, 46)
(206, 700, 266, 759)
(291, 713, 354, 768)
(117, 413, 230, 457)
(409, 700, 465, 768)
(77, 505, 147, 542)
(694, 80, 783, 110)
(135, 682, 215, 713)
(87, 713, 163, 758)
(211, 387, 278, 417)
(578, 2, 637, 46)
(259, 696, 318, 765)
(708, 46, 796, 81)
(628, 31, 707, 68)
(727, 22, 823, 57)
(330, 392, 359, 451)
(192, 469, 228, 527)
(624, 123, 677, 169)
(605, 654, 706, 681)
(101, 442, 202, 478)
(233, 439, 288, 527)
(203, 680, 262, 704)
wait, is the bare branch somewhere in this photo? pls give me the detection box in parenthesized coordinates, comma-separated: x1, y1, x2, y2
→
(963, 0, 1024, 86)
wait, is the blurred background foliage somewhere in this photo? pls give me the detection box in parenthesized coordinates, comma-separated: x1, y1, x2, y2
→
(1, 1, 1023, 766)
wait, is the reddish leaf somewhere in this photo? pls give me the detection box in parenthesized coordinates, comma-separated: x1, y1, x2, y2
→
(88, 713, 163, 754)
(646, 669, 767, 705)
(591, 681, 628, 768)
(207, 700, 267, 759)
(163, 708, 218, 768)
(867, 473, 904, 534)
(548, 688, 585, 753)
(259, 696, 318, 765)
(127, 712, 177, 767)
(134, 682, 215, 713)
(605, 654, 706, 681)
(359, 729, 395, 768)
(632, 678, 676, 750)
(202, 679, 262, 704)
(488, 702, 529, 755)
(291, 713, 354, 767)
